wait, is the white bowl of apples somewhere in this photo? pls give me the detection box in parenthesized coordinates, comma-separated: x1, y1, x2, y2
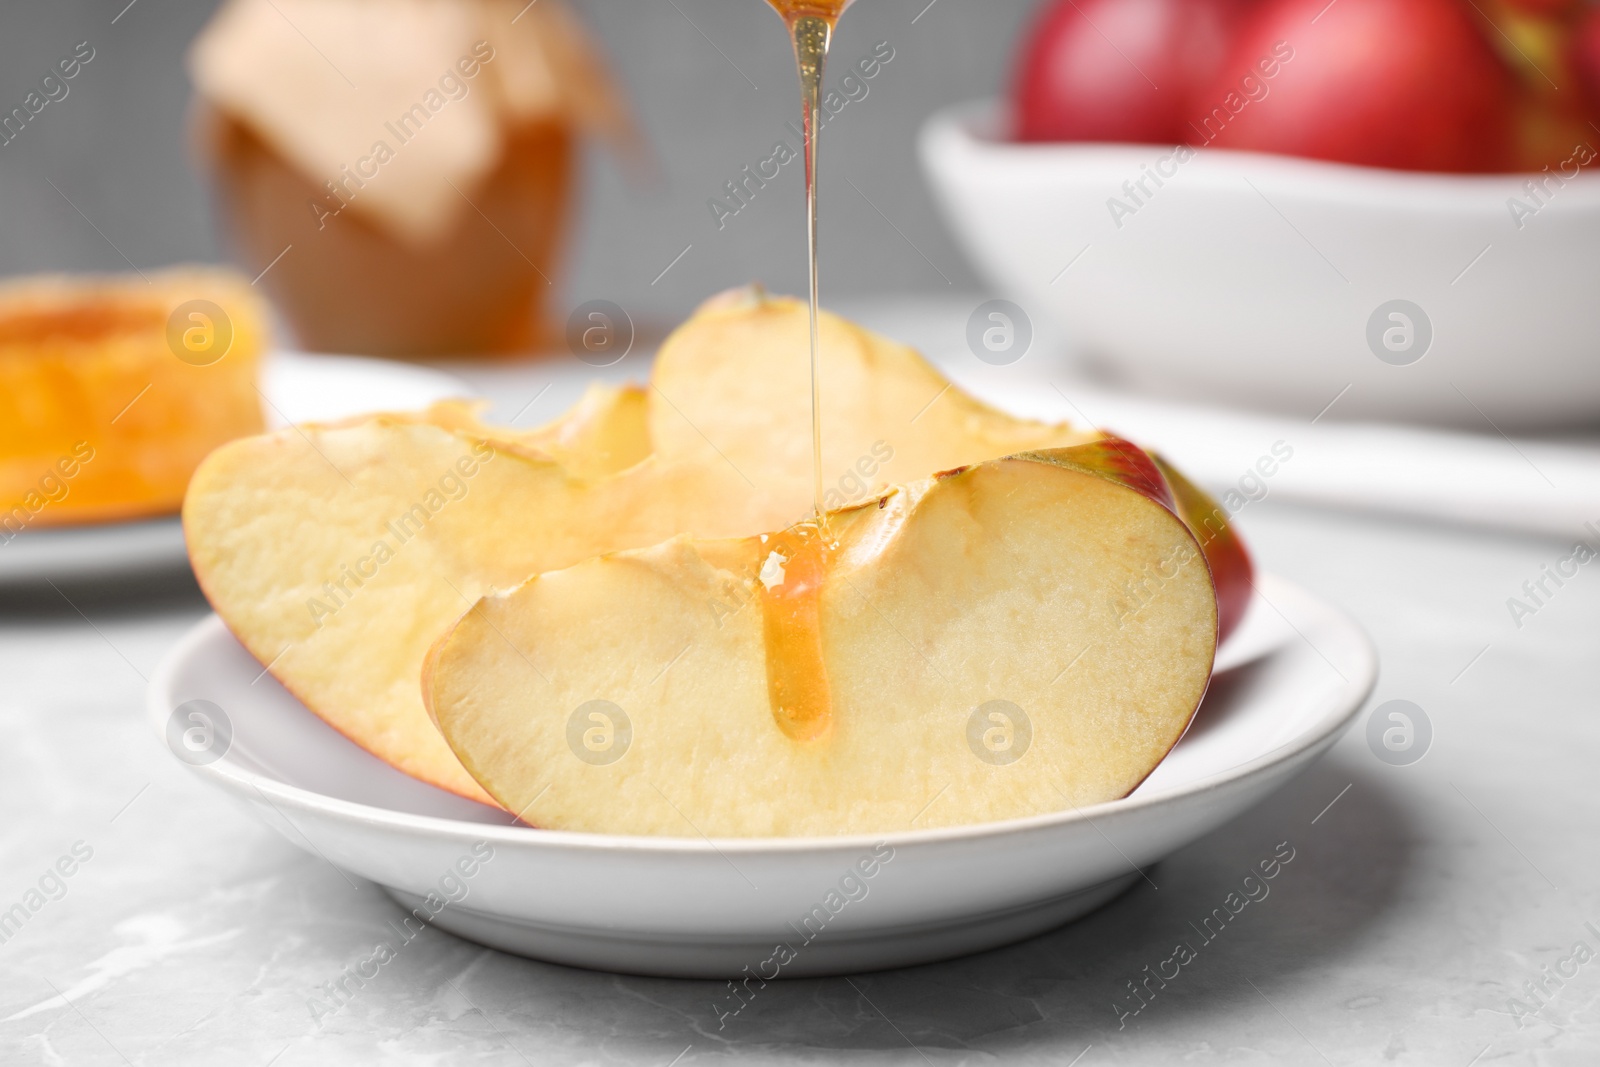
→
(921, 0, 1600, 428)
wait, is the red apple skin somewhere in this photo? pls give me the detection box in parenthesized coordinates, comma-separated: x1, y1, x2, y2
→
(1025, 436, 1253, 645)
(1198, 0, 1517, 172)
(1152, 456, 1254, 644)
(1013, 0, 1251, 144)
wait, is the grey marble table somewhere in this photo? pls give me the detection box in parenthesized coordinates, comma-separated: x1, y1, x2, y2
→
(2, 358, 1597, 1064)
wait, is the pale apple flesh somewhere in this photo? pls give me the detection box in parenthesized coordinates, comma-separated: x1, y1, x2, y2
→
(183, 392, 653, 804)
(518, 382, 651, 481)
(423, 440, 1218, 837)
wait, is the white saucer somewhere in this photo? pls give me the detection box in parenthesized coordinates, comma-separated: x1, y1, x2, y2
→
(0, 352, 468, 586)
(146, 573, 1375, 978)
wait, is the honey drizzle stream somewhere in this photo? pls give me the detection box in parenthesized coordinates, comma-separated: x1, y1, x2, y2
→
(790, 10, 831, 524)
(760, 0, 850, 743)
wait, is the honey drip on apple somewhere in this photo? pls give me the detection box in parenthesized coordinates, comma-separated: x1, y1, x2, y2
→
(759, 522, 835, 742)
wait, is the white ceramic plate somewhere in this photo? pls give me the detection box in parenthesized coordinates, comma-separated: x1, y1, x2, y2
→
(921, 101, 1600, 428)
(0, 353, 468, 586)
(146, 573, 1375, 978)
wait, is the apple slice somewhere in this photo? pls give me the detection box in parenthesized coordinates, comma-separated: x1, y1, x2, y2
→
(648, 287, 1253, 640)
(184, 395, 657, 804)
(650, 287, 1099, 514)
(423, 438, 1217, 837)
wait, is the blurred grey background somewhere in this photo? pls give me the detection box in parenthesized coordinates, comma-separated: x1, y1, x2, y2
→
(0, 0, 1034, 331)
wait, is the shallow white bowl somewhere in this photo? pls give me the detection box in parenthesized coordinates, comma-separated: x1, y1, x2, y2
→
(921, 101, 1600, 428)
(147, 575, 1376, 978)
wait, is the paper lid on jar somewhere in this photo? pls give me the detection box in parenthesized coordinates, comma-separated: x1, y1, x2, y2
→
(188, 0, 628, 244)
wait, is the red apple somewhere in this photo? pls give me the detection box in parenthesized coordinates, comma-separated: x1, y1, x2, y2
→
(1013, 0, 1251, 144)
(1196, 0, 1517, 172)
